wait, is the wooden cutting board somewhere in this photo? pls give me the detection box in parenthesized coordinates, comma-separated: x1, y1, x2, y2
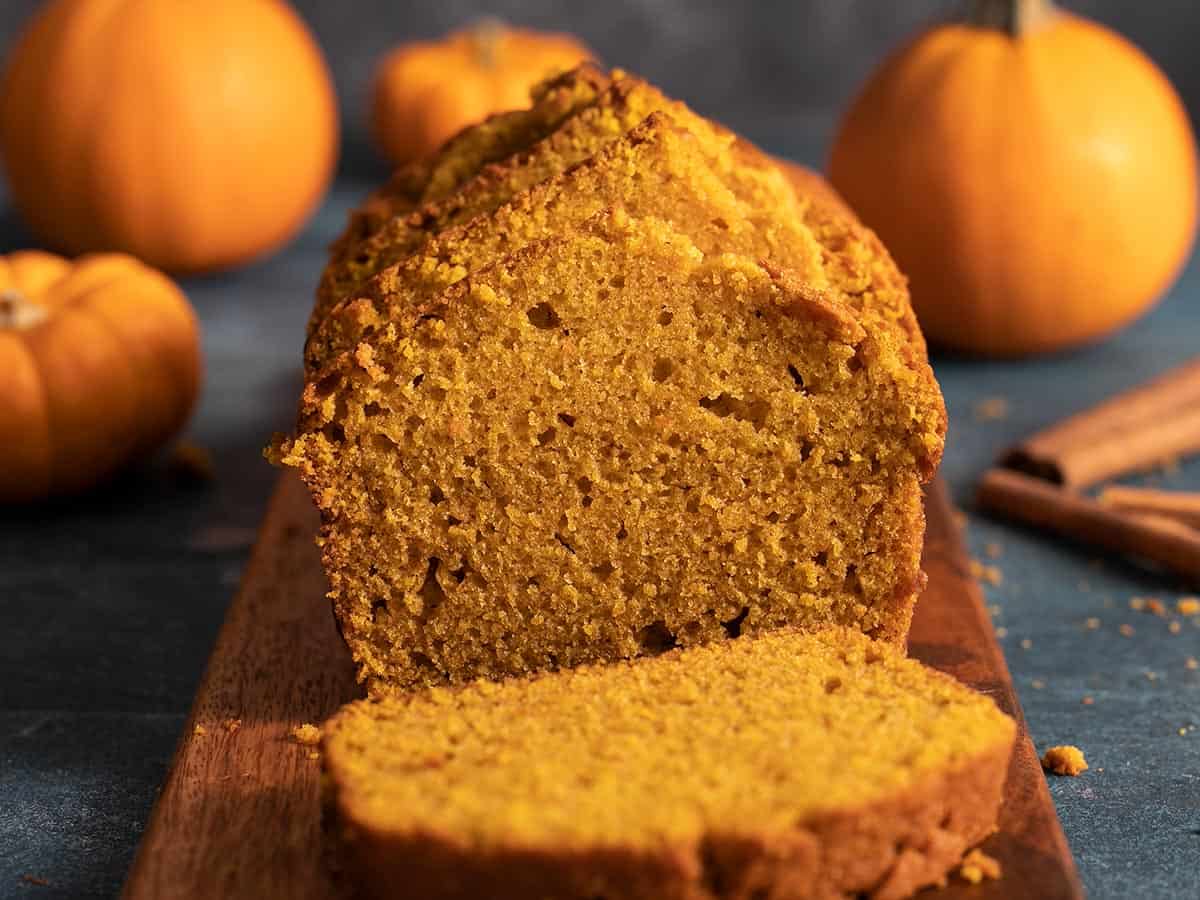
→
(122, 473, 1082, 900)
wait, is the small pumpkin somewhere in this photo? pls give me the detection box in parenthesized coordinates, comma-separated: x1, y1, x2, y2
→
(372, 20, 592, 166)
(0, 0, 339, 274)
(0, 251, 201, 502)
(829, 0, 1198, 357)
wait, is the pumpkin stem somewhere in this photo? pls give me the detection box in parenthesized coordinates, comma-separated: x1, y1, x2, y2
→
(967, 0, 1057, 35)
(0, 288, 49, 330)
(469, 17, 506, 70)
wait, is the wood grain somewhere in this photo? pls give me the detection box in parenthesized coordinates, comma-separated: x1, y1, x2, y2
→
(122, 474, 1081, 900)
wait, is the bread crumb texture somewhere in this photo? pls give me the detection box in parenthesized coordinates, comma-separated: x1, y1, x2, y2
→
(325, 628, 1015, 900)
(275, 66, 945, 692)
(1041, 745, 1088, 776)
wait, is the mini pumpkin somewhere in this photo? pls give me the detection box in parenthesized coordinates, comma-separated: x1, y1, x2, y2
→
(372, 20, 593, 166)
(0, 0, 339, 274)
(829, 0, 1198, 357)
(0, 251, 201, 502)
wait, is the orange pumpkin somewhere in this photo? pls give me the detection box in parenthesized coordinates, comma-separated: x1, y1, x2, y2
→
(0, 251, 201, 502)
(372, 21, 592, 166)
(0, 0, 339, 274)
(829, 0, 1198, 357)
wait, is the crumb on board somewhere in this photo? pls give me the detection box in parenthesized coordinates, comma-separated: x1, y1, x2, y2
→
(21, 874, 50, 887)
(193, 725, 206, 737)
(1178, 597, 1200, 617)
(1042, 745, 1088, 776)
(1169, 621, 1182, 634)
(958, 848, 1002, 884)
(224, 718, 242, 734)
(1081, 696, 1094, 705)
(167, 440, 216, 484)
(995, 626, 1008, 639)
(1119, 624, 1136, 638)
(1180, 728, 1189, 736)
(1146, 598, 1167, 617)
(968, 558, 1003, 586)
(290, 723, 322, 746)
(1020, 638, 1033, 650)
(984, 542, 1003, 559)
(1187, 657, 1198, 671)
(1031, 679, 1045, 690)
(1145, 671, 1159, 681)
(1084, 617, 1101, 630)
(973, 396, 1009, 422)
(1128, 596, 1146, 612)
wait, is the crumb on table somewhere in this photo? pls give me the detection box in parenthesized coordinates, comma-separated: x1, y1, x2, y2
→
(968, 558, 1003, 586)
(224, 718, 242, 734)
(21, 874, 50, 887)
(1042, 745, 1088, 776)
(193, 724, 207, 737)
(958, 848, 1002, 884)
(973, 396, 1009, 422)
(290, 723, 322, 746)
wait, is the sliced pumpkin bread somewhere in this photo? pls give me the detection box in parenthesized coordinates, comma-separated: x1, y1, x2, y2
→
(277, 209, 945, 691)
(331, 64, 612, 262)
(310, 68, 654, 350)
(323, 627, 1017, 900)
(306, 113, 832, 367)
(307, 67, 836, 370)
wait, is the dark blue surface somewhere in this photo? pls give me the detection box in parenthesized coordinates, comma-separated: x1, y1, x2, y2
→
(2, 154, 1198, 898)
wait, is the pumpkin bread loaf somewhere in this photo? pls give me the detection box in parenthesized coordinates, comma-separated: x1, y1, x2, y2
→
(323, 628, 1017, 900)
(278, 205, 944, 691)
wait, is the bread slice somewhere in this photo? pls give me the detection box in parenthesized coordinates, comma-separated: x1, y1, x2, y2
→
(332, 64, 612, 259)
(309, 69, 658, 351)
(306, 113, 831, 368)
(277, 210, 945, 690)
(323, 628, 1017, 900)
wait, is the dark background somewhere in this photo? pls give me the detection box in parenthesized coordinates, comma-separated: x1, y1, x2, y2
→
(2, 0, 1197, 173)
(2, 3, 1198, 899)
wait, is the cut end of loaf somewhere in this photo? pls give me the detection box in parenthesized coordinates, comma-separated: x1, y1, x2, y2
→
(282, 209, 944, 690)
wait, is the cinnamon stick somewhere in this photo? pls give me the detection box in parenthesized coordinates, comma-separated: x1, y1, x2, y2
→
(1098, 485, 1200, 531)
(1000, 358, 1200, 487)
(977, 468, 1200, 583)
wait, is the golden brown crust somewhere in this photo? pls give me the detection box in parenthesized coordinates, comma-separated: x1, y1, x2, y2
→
(772, 156, 858, 223)
(339, 746, 1009, 900)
